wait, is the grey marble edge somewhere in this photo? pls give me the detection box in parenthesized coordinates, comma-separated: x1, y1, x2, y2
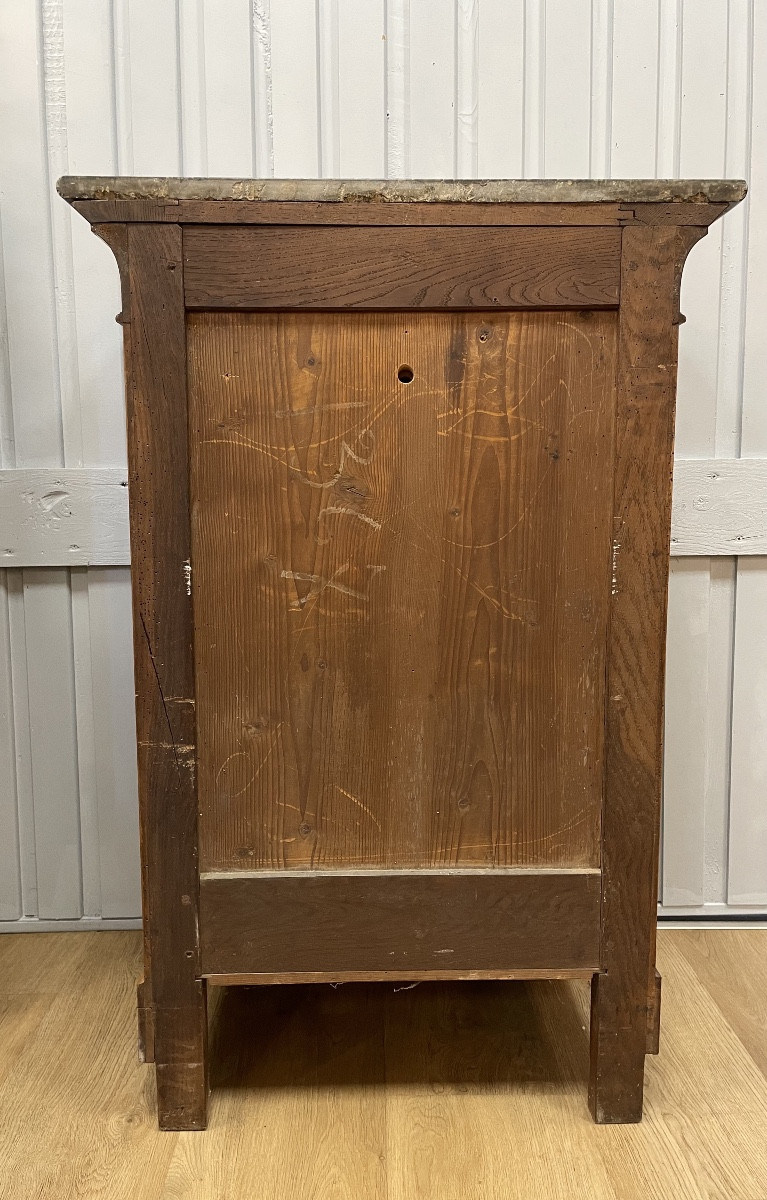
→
(57, 177, 748, 206)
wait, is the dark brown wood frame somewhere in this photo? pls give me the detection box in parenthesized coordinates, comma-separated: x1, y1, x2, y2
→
(65, 178, 744, 1130)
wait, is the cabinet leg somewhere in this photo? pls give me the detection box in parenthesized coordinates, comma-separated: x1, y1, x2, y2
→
(153, 985, 209, 1130)
(588, 972, 647, 1124)
(137, 977, 155, 1064)
(646, 968, 662, 1055)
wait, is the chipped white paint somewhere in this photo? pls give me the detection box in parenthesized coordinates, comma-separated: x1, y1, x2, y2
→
(670, 458, 767, 555)
(0, 468, 129, 565)
(0, 0, 765, 930)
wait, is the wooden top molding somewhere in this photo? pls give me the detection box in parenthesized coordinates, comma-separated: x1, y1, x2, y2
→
(58, 177, 746, 228)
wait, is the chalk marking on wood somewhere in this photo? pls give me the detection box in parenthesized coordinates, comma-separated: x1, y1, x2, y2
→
(317, 505, 382, 533)
(336, 786, 382, 832)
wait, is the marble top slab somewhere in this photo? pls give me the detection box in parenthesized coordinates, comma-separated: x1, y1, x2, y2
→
(58, 177, 747, 205)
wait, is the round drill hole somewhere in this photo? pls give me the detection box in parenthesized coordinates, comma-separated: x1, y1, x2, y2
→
(397, 365, 414, 384)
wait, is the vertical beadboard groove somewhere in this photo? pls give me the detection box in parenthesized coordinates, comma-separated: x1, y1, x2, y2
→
(705, 0, 754, 908)
(656, 0, 683, 176)
(455, 0, 478, 176)
(0, 1, 764, 925)
(590, 0, 613, 177)
(178, 0, 207, 176)
(728, 0, 767, 906)
(252, 0, 275, 176)
(317, 0, 340, 176)
(0, 185, 28, 919)
(655, 0, 683, 909)
(523, 0, 544, 177)
(6, 575, 38, 917)
(0, 571, 22, 919)
(111, 0, 133, 173)
(43, 0, 97, 917)
(385, 0, 409, 176)
(0, 200, 23, 919)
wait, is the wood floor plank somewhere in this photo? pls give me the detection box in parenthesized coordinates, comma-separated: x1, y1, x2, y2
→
(0, 930, 766, 1199)
(674, 929, 767, 1081)
(0, 933, 176, 1200)
(0, 991, 56, 1087)
(162, 983, 387, 1199)
(382, 978, 617, 1200)
(589, 936, 767, 1200)
(0, 930, 99, 993)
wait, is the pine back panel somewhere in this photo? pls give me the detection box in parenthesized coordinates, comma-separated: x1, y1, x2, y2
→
(188, 309, 617, 872)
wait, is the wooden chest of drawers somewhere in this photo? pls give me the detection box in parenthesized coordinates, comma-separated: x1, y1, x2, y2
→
(60, 176, 745, 1129)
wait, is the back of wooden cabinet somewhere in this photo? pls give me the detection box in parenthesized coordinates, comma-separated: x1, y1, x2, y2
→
(188, 307, 617, 875)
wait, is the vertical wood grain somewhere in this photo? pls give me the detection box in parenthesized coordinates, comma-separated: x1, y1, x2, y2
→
(188, 309, 616, 874)
(589, 224, 704, 1122)
(127, 224, 206, 1127)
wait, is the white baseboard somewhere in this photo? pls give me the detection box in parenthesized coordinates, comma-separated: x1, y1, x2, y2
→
(657, 900, 767, 919)
(2, 910, 766, 936)
(0, 917, 142, 933)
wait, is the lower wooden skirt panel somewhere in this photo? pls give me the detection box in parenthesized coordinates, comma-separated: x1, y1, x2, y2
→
(199, 869, 602, 977)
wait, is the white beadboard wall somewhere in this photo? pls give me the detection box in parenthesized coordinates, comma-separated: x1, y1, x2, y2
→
(0, 0, 765, 928)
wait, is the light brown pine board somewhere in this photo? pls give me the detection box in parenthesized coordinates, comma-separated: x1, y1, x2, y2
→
(188, 309, 617, 873)
(189, 309, 619, 873)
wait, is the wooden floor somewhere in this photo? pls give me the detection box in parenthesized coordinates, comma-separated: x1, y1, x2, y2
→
(1, 931, 766, 1198)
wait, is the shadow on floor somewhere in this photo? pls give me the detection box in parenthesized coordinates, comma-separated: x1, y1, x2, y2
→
(208, 977, 591, 1093)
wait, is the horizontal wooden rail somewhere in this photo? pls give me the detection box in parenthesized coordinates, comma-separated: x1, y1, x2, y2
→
(2, 458, 766, 566)
(183, 225, 622, 309)
(199, 868, 602, 976)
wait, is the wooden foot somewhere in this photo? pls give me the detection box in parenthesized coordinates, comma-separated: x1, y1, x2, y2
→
(153, 986, 209, 1131)
(137, 977, 155, 1064)
(646, 968, 662, 1055)
(588, 973, 647, 1123)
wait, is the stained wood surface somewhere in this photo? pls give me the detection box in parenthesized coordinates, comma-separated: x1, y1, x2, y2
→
(183, 226, 621, 309)
(126, 224, 207, 1129)
(72, 197, 735, 228)
(205, 968, 595, 985)
(2, 930, 767, 1199)
(588, 225, 705, 1124)
(198, 869, 601, 975)
(188, 309, 617, 873)
(76, 198, 631, 226)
